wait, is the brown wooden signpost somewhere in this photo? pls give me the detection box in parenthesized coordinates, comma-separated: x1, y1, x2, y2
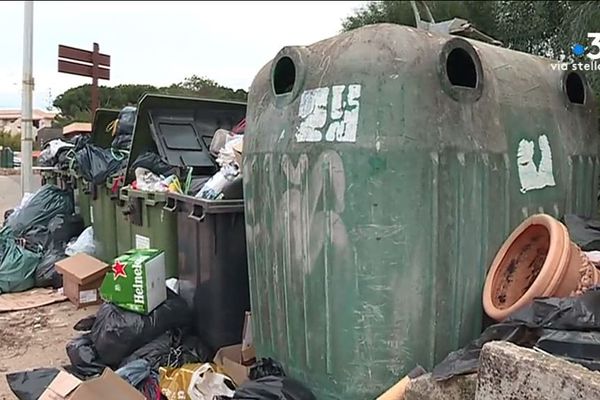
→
(58, 43, 110, 115)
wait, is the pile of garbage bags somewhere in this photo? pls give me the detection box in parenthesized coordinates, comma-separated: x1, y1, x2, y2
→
(38, 106, 135, 186)
(0, 185, 89, 293)
(62, 286, 315, 400)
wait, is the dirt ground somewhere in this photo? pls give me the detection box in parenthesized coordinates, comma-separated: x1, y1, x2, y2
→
(0, 175, 97, 399)
(0, 302, 99, 399)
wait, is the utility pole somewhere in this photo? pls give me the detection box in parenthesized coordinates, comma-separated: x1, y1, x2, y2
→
(21, 0, 34, 196)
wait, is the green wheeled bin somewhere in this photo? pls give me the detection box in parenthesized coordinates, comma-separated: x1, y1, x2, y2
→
(91, 182, 118, 263)
(243, 24, 599, 399)
(119, 188, 177, 277)
(74, 176, 93, 227)
(0, 147, 14, 168)
(122, 94, 246, 279)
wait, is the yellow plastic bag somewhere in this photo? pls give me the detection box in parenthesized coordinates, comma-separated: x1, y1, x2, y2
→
(160, 363, 203, 400)
(160, 363, 235, 400)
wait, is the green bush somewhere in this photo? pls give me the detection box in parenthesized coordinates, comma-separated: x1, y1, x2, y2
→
(0, 131, 22, 152)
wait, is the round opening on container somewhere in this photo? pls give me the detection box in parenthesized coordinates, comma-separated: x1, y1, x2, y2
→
(565, 71, 585, 105)
(446, 48, 477, 88)
(490, 224, 550, 309)
(439, 38, 483, 101)
(273, 56, 296, 95)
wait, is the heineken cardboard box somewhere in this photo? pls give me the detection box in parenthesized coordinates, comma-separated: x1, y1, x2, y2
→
(99, 249, 166, 315)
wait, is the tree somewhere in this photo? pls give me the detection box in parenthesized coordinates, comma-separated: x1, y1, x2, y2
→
(342, 1, 600, 95)
(53, 76, 248, 124)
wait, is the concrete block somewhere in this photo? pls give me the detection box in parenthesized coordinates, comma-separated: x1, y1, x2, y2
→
(476, 341, 600, 400)
(405, 373, 477, 400)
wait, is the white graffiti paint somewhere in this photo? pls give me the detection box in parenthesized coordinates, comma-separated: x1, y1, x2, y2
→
(296, 84, 361, 143)
(517, 134, 556, 194)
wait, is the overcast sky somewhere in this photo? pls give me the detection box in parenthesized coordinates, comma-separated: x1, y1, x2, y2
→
(0, 1, 364, 110)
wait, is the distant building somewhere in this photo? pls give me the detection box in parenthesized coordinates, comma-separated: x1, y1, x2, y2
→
(0, 109, 57, 136)
(63, 122, 92, 138)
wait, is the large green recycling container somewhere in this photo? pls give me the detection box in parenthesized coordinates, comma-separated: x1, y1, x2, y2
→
(243, 24, 599, 399)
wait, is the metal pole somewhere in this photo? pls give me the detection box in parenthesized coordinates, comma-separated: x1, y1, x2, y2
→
(91, 42, 99, 118)
(21, 0, 34, 196)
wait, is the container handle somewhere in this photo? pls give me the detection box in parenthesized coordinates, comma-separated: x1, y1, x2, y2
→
(164, 196, 177, 212)
(189, 203, 206, 222)
(120, 187, 130, 201)
(145, 192, 157, 206)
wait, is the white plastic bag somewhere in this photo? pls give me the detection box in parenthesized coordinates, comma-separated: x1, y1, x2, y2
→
(187, 363, 235, 400)
(65, 226, 96, 256)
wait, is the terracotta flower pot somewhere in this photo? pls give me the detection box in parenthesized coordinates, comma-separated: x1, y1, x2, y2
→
(482, 214, 600, 321)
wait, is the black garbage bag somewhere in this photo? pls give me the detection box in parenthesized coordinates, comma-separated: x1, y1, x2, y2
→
(112, 134, 132, 150)
(119, 329, 211, 370)
(432, 288, 600, 380)
(0, 236, 42, 294)
(73, 315, 96, 331)
(4, 185, 74, 238)
(3, 208, 14, 223)
(74, 144, 126, 185)
(90, 290, 191, 367)
(249, 358, 286, 380)
(130, 152, 178, 179)
(34, 250, 65, 289)
(65, 334, 107, 378)
(22, 214, 84, 252)
(225, 376, 316, 400)
(6, 368, 59, 400)
(563, 214, 600, 251)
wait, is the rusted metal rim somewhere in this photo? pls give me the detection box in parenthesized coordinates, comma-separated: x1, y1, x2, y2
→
(438, 37, 484, 102)
(270, 46, 308, 107)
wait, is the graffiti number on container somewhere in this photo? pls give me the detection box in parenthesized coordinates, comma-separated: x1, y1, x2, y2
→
(517, 134, 556, 194)
(296, 84, 361, 143)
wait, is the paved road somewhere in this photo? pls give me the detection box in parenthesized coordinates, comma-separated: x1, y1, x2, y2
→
(0, 175, 41, 220)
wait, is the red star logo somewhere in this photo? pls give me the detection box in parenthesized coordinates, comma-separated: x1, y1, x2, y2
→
(112, 260, 127, 280)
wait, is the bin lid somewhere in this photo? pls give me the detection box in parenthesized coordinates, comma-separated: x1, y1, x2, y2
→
(127, 94, 246, 181)
(91, 109, 120, 149)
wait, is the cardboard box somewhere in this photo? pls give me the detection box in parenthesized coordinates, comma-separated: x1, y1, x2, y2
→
(213, 344, 252, 386)
(99, 249, 166, 314)
(55, 253, 109, 308)
(241, 311, 256, 364)
(233, 139, 243, 167)
(38, 368, 144, 400)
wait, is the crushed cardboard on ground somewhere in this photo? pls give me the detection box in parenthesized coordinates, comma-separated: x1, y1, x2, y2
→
(0, 301, 99, 400)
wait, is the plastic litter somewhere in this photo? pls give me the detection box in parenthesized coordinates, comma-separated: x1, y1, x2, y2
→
(6, 368, 60, 400)
(187, 363, 236, 400)
(196, 165, 242, 200)
(90, 289, 191, 367)
(216, 135, 243, 167)
(249, 358, 286, 380)
(210, 129, 236, 157)
(166, 278, 179, 294)
(38, 139, 74, 166)
(221, 376, 317, 400)
(129, 152, 178, 180)
(432, 288, 600, 380)
(65, 226, 95, 256)
(65, 334, 107, 378)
